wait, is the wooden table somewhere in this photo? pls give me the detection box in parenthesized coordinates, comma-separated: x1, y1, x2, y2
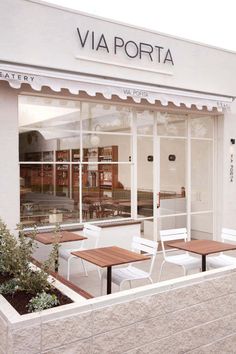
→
(29, 231, 87, 271)
(167, 239, 236, 272)
(72, 246, 151, 294)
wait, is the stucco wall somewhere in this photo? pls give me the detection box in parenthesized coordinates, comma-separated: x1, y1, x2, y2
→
(222, 100, 236, 230)
(1, 266, 236, 353)
(0, 81, 20, 230)
(0, 0, 236, 96)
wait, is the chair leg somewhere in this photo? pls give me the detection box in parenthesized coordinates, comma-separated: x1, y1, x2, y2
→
(148, 277, 153, 284)
(100, 274, 104, 295)
(81, 259, 88, 277)
(119, 280, 126, 291)
(97, 267, 101, 279)
(67, 260, 71, 281)
(183, 266, 187, 276)
(158, 260, 166, 281)
(128, 280, 132, 288)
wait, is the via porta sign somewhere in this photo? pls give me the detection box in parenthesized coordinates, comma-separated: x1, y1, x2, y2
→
(123, 88, 149, 98)
(76, 27, 174, 66)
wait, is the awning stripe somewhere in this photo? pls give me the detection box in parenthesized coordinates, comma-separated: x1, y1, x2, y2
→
(0, 63, 233, 112)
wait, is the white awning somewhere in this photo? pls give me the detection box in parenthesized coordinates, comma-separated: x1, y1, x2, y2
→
(0, 63, 233, 112)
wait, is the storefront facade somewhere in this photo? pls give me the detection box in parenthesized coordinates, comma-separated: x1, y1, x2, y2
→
(0, 0, 236, 240)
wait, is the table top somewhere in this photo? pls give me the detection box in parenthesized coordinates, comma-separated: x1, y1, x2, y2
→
(72, 246, 151, 267)
(167, 239, 236, 256)
(30, 231, 87, 245)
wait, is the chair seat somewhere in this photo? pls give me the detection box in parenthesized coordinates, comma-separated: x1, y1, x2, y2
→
(104, 266, 150, 286)
(165, 254, 201, 269)
(207, 254, 236, 268)
(59, 248, 84, 261)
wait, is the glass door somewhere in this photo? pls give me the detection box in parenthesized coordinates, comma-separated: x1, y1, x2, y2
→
(153, 113, 215, 240)
(190, 116, 214, 239)
(156, 113, 188, 238)
(132, 109, 215, 242)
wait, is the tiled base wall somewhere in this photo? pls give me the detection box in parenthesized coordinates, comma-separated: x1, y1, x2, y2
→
(1, 268, 236, 353)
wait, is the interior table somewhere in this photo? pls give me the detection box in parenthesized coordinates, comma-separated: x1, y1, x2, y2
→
(27, 231, 87, 272)
(72, 246, 151, 294)
(167, 239, 236, 272)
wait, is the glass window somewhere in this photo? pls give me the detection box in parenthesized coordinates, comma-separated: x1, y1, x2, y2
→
(190, 115, 213, 138)
(82, 164, 131, 222)
(157, 113, 187, 137)
(160, 138, 187, 215)
(191, 213, 213, 240)
(137, 136, 153, 218)
(81, 102, 131, 133)
(82, 134, 130, 163)
(19, 95, 215, 230)
(158, 215, 187, 232)
(19, 95, 133, 227)
(191, 140, 213, 212)
(136, 110, 154, 135)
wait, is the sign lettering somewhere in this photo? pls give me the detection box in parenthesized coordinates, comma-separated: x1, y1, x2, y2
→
(123, 89, 148, 98)
(77, 27, 174, 66)
(0, 71, 35, 83)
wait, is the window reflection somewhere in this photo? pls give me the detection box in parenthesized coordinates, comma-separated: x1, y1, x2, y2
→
(81, 163, 131, 222)
(190, 116, 213, 138)
(157, 113, 187, 137)
(81, 102, 131, 133)
(18, 95, 214, 228)
(19, 96, 132, 226)
(136, 110, 154, 135)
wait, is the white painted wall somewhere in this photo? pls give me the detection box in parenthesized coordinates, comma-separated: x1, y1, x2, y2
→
(222, 101, 236, 229)
(0, 82, 19, 231)
(0, 0, 236, 96)
(0, 0, 236, 236)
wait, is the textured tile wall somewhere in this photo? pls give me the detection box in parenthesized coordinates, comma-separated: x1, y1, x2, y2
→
(3, 269, 236, 353)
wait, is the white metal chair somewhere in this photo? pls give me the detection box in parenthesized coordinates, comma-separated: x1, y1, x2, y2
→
(101, 236, 158, 294)
(207, 228, 236, 268)
(159, 228, 201, 280)
(59, 223, 102, 280)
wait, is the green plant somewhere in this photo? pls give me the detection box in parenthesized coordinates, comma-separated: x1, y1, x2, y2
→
(42, 223, 61, 274)
(0, 219, 19, 275)
(27, 291, 59, 313)
(0, 218, 61, 295)
(0, 278, 20, 295)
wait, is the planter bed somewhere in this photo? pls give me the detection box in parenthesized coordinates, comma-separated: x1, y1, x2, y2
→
(0, 273, 73, 315)
(0, 258, 92, 315)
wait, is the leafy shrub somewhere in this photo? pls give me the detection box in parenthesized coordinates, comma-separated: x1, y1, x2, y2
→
(0, 219, 60, 295)
(0, 219, 19, 275)
(27, 291, 59, 312)
(0, 278, 20, 295)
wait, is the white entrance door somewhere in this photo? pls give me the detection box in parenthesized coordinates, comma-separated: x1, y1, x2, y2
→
(154, 113, 215, 241)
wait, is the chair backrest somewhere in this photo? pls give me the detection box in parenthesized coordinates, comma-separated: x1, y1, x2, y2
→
(131, 236, 158, 275)
(159, 228, 188, 259)
(83, 223, 102, 248)
(222, 228, 236, 243)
